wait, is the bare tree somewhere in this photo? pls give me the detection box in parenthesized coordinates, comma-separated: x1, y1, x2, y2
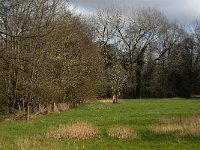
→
(115, 8, 169, 98)
(91, 7, 125, 99)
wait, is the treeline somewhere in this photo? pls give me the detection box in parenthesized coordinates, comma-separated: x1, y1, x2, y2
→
(91, 8, 200, 102)
(0, 0, 105, 117)
(0, 1, 200, 117)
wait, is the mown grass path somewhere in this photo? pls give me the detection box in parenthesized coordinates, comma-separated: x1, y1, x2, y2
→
(1, 99, 200, 150)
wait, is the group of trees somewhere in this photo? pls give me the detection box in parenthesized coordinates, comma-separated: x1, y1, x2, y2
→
(91, 8, 200, 100)
(0, 1, 199, 117)
(0, 0, 104, 118)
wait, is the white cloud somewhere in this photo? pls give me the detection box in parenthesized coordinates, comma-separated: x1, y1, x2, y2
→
(70, 0, 200, 24)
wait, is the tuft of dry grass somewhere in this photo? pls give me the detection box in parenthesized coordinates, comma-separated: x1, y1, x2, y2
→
(107, 125, 138, 139)
(151, 116, 200, 136)
(46, 121, 100, 139)
(18, 136, 44, 150)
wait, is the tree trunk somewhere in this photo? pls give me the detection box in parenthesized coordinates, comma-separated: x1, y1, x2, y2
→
(18, 102, 21, 112)
(27, 104, 30, 121)
(112, 94, 118, 103)
(22, 100, 25, 112)
(136, 60, 143, 98)
(136, 70, 142, 98)
(53, 102, 59, 112)
(6, 103, 9, 114)
(113, 94, 116, 103)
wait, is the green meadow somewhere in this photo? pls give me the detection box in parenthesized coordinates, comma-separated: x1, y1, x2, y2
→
(1, 99, 200, 150)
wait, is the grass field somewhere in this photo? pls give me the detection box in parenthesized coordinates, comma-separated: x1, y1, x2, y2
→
(1, 99, 200, 150)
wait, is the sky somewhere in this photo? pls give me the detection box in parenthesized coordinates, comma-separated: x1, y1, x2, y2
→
(69, 0, 200, 24)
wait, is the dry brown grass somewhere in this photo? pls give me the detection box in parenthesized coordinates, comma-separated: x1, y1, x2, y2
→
(17, 136, 61, 150)
(99, 99, 114, 103)
(18, 136, 44, 150)
(46, 121, 100, 139)
(99, 99, 122, 103)
(151, 116, 200, 136)
(107, 125, 138, 139)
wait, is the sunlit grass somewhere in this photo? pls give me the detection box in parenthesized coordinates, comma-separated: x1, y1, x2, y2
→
(0, 99, 200, 150)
